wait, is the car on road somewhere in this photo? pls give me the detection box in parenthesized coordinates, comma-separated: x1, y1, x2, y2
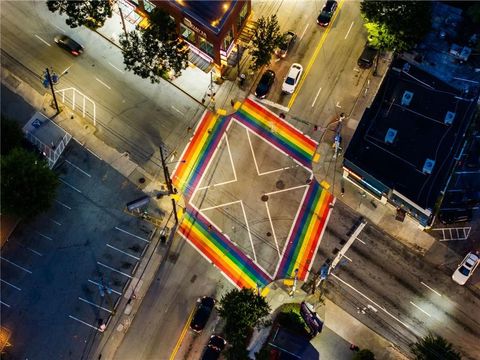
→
(452, 252, 479, 285)
(317, 1, 338, 27)
(201, 335, 226, 360)
(54, 35, 84, 56)
(357, 43, 378, 69)
(282, 63, 303, 94)
(276, 31, 297, 58)
(255, 70, 275, 99)
(190, 296, 215, 332)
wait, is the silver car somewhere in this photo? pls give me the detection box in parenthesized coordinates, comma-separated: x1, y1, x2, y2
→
(452, 252, 479, 285)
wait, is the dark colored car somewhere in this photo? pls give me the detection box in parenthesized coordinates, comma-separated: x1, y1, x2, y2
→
(190, 296, 215, 332)
(54, 35, 84, 56)
(201, 335, 227, 360)
(357, 43, 378, 69)
(255, 70, 276, 99)
(276, 31, 297, 58)
(438, 209, 472, 225)
(317, 1, 338, 27)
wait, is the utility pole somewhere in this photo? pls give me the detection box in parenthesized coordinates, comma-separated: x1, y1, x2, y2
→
(45, 68, 60, 113)
(118, 6, 129, 39)
(159, 146, 179, 224)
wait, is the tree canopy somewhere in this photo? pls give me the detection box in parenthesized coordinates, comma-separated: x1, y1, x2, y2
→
(218, 288, 270, 359)
(119, 9, 188, 83)
(46, 0, 112, 29)
(410, 334, 461, 360)
(250, 15, 283, 71)
(353, 349, 376, 360)
(360, 1, 431, 51)
(1, 116, 25, 155)
(1, 148, 59, 218)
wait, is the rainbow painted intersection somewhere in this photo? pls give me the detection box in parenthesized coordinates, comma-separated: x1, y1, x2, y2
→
(172, 98, 334, 289)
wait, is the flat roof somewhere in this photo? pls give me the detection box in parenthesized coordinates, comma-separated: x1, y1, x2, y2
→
(344, 58, 477, 210)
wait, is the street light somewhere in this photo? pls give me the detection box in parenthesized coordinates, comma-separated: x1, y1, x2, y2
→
(159, 146, 180, 224)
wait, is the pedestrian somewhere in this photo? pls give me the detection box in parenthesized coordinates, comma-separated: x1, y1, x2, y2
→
(231, 99, 235, 107)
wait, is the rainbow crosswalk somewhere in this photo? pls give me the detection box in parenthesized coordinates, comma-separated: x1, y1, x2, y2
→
(172, 99, 334, 289)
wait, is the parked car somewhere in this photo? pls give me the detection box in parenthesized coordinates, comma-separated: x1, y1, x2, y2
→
(190, 296, 215, 332)
(438, 209, 472, 224)
(282, 63, 303, 94)
(317, 1, 338, 27)
(255, 70, 276, 99)
(54, 35, 84, 56)
(201, 335, 227, 360)
(357, 43, 378, 69)
(276, 31, 297, 58)
(452, 252, 479, 285)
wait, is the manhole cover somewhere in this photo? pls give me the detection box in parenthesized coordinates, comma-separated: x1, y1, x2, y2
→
(266, 232, 272, 237)
(261, 195, 269, 202)
(276, 180, 285, 189)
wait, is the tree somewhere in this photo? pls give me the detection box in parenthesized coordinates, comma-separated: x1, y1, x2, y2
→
(410, 334, 461, 360)
(1, 148, 59, 218)
(353, 349, 375, 360)
(218, 288, 270, 359)
(46, 0, 112, 29)
(1, 116, 25, 155)
(250, 15, 283, 71)
(120, 9, 188, 83)
(360, 1, 431, 51)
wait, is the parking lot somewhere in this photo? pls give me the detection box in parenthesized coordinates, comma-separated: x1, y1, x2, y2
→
(0, 140, 154, 359)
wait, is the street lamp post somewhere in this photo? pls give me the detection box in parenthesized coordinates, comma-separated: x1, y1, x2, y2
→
(45, 68, 60, 113)
(159, 146, 179, 224)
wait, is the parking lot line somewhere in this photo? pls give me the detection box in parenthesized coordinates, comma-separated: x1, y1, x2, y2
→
(106, 244, 140, 260)
(59, 178, 82, 193)
(49, 218, 62, 226)
(26, 247, 43, 256)
(114, 227, 149, 243)
(36, 231, 53, 241)
(68, 315, 101, 331)
(88, 279, 122, 295)
(0, 257, 32, 274)
(1, 279, 22, 291)
(64, 159, 92, 177)
(0, 300, 11, 308)
(97, 261, 133, 279)
(55, 199, 72, 210)
(78, 297, 114, 313)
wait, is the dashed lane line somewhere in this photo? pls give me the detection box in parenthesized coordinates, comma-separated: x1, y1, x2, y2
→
(0, 257, 32, 274)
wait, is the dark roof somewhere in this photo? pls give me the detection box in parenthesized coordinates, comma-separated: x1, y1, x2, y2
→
(344, 57, 478, 211)
(170, 0, 238, 34)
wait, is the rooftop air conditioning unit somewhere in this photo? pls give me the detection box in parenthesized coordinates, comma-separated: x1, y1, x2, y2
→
(401, 91, 414, 106)
(444, 111, 455, 125)
(423, 159, 435, 174)
(385, 128, 397, 144)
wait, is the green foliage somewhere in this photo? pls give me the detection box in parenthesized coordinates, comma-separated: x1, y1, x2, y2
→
(250, 15, 283, 71)
(1, 148, 59, 218)
(218, 288, 271, 358)
(360, 0, 431, 51)
(410, 334, 461, 360)
(277, 311, 308, 335)
(119, 9, 188, 83)
(353, 349, 376, 360)
(1, 116, 25, 155)
(46, 0, 112, 29)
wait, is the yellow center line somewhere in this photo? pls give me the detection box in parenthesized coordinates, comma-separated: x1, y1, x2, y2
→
(288, 0, 346, 109)
(168, 304, 197, 360)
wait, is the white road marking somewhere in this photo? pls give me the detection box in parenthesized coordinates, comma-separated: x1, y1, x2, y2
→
(0, 257, 32, 274)
(78, 297, 113, 313)
(197, 179, 237, 191)
(344, 21, 354, 39)
(420, 281, 442, 297)
(258, 165, 298, 176)
(86, 147, 102, 160)
(64, 159, 91, 177)
(246, 130, 261, 175)
(331, 273, 415, 331)
(356, 237, 366, 244)
(266, 184, 308, 196)
(342, 254, 352, 262)
(49, 218, 62, 226)
(256, 98, 290, 112)
(0, 301, 11, 308)
(34, 34, 51, 47)
(336, 101, 341, 108)
(265, 202, 281, 258)
(300, 23, 310, 41)
(106, 244, 140, 260)
(108, 62, 124, 73)
(240, 201, 257, 263)
(59, 178, 82, 193)
(225, 135, 237, 181)
(36, 232, 53, 241)
(311, 87, 322, 107)
(1, 279, 21, 291)
(114, 227, 149, 243)
(68, 315, 102, 331)
(97, 261, 133, 279)
(61, 65, 72, 76)
(26, 247, 43, 256)
(410, 301, 431, 317)
(171, 105, 184, 115)
(200, 200, 242, 212)
(367, 304, 378, 312)
(95, 77, 112, 90)
(88, 279, 122, 295)
(53, 24, 64, 32)
(55, 199, 71, 210)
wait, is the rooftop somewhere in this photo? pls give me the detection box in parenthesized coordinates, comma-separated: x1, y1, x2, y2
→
(344, 57, 478, 211)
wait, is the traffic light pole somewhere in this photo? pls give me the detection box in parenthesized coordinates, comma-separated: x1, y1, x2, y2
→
(45, 68, 60, 113)
(159, 146, 179, 224)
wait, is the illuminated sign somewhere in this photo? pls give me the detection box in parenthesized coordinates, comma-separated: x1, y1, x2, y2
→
(183, 18, 207, 38)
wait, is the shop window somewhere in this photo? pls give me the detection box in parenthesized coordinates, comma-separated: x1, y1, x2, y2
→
(222, 28, 233, 50)
(180, 24, 196, 43)
(237, 2, 248, 28)
(143, 0, 156, 13)
(199, 36, 214, 57)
